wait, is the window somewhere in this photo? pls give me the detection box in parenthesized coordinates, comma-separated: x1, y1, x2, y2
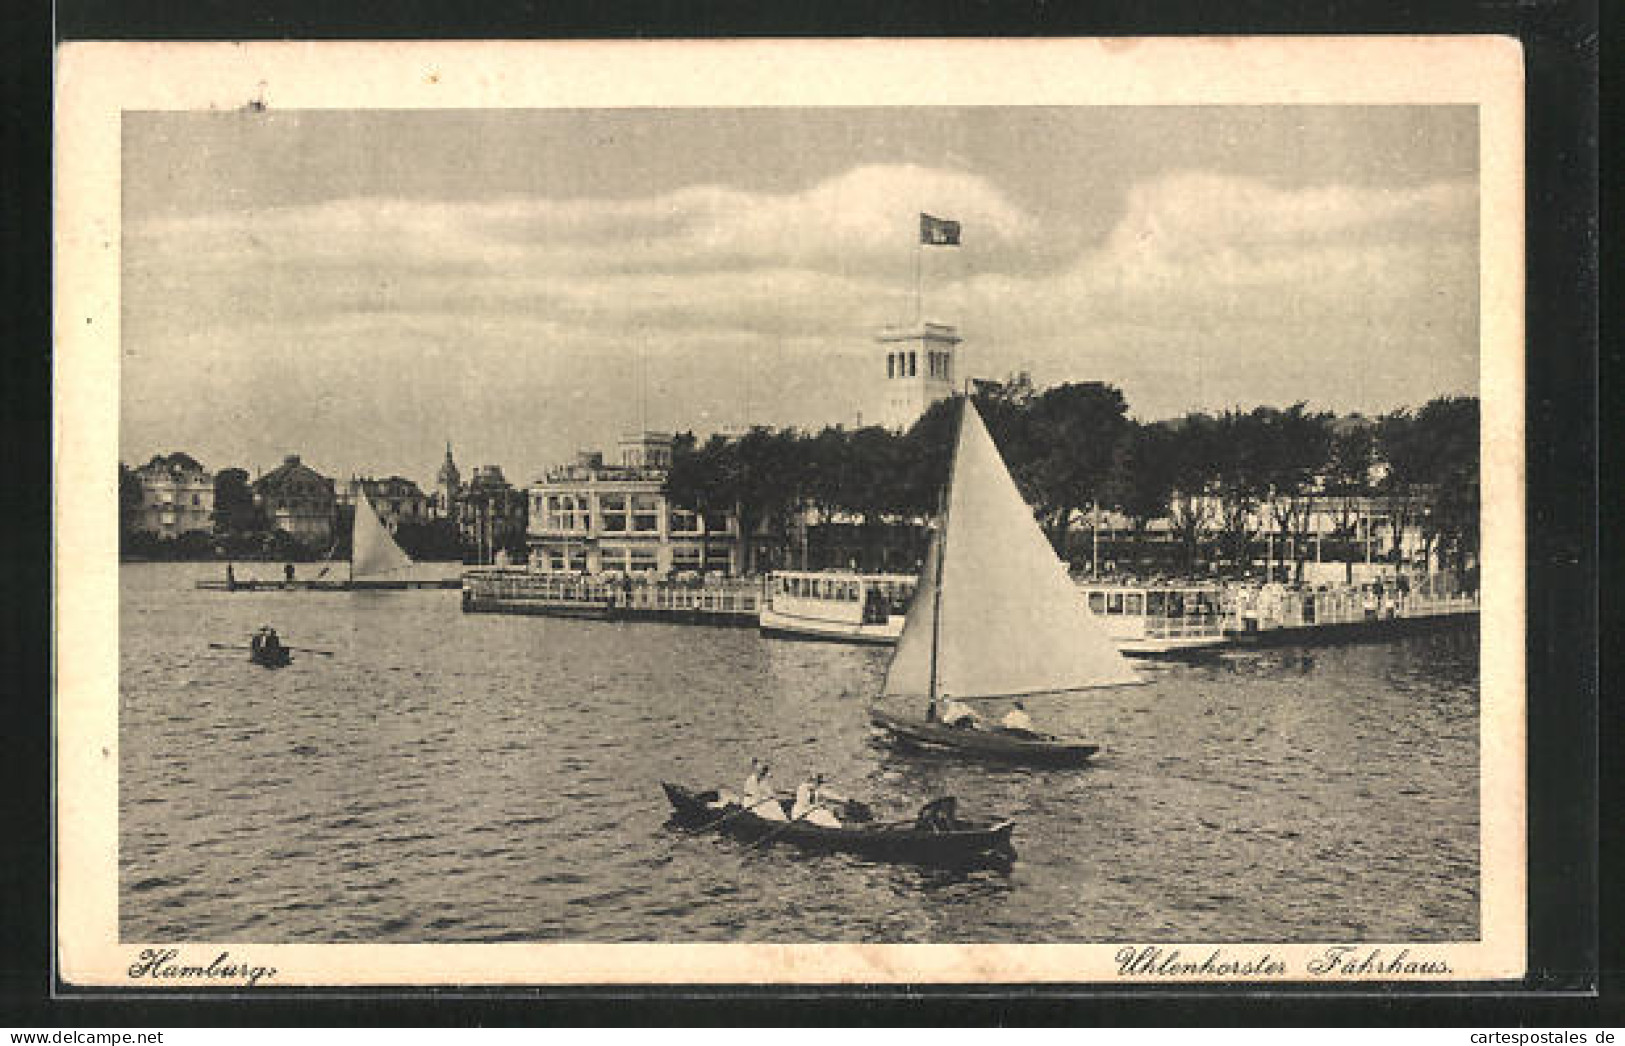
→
(599, 494, 627, 533)
(672, 545, 703, 571)
(630, 548, 658, 573)
(191, 494, 200, 506)
(1087, 592, 1106, 613)
(669, 508, 701, 534)
(1107, 593, 1125, 615)
(546, 494, 590, 532)
(908, 351, 917, 376)
(631, 494, 660, 533)
(887, 353, 895, 379)
(704, 545, 732, 572)
(599, 546, 630, 573)
(1125, 593, 1144, 616)
(703, 511, 729, 535)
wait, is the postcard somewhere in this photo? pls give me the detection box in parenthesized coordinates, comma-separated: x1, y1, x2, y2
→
(55, 36, 1525, 987)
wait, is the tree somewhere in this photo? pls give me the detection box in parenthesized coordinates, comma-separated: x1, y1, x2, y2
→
(1163, 413, 1222, 575)
(119, 463, 143, 540)
(1210, 409, 1270, 576)
(1255, 404, 1334, 582)
(1323, 418, 1377, 582)
(212, 467, 262, 534)
(1022, 382, 1131, 554)
(1375, 409, 1428, 565)
(1412, 396, 1479, 576)
(665, 426, 801, 574)
(1105, 421, 1178, 569)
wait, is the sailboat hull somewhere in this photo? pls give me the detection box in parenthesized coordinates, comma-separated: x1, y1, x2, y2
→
(869, 710, 1100, 766)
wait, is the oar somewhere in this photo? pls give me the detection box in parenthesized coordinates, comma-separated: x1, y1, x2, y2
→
(749, 803, 832, 850)
(207, 642, 336, 656)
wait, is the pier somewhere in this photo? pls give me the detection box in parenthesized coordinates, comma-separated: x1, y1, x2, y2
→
(461, 569, 762, 626)
(1222, 586, 1480, 646)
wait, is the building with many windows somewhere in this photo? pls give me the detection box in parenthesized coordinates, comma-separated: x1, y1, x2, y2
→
(341, 475, 429, 532)
(132, 452, 215, 537)
(253, 454, 337, 545)
(527, 432, 741, 575)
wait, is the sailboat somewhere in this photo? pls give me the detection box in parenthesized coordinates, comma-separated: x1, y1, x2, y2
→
(335, 492, 452, 590)
(868, 397, 1143, 765)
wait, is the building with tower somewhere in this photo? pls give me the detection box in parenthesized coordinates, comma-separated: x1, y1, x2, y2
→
(434, 442, 462, 520)
(875, 322, 960, 431)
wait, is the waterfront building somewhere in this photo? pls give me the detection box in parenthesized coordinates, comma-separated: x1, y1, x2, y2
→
(344, 475, 429, 532)
(457, 464, 529, 561)
(527, 432, 743, 575)
(252, 454, 337, 544)
(875, 322, 960, 431)
(131, 452, 214, 537)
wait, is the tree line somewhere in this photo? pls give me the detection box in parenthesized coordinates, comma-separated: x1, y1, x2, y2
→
(664, 378, 1479, 581)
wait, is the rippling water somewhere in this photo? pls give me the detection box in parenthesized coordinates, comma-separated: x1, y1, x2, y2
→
(120, 562, 1479, 943)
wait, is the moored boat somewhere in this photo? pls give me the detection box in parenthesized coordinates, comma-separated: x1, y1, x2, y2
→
(661, 783, 1015, 867)
(758, 570, 916, 645)
(1075, 583, 1229, 656)
(868, 397, 1142, 766)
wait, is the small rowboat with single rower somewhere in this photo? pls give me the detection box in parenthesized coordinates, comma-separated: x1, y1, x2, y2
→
(661, 783, 1015, 868)
(250, 645, 293, 669)
(868, 710, 1098, 766)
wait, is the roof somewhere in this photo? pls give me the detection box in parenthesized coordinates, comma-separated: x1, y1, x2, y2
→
(254, 454, 335, 494)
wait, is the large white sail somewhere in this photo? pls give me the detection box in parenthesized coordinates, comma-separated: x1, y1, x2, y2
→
(883, 399, 1140, 699)
(881, 529, 940, 697)
(351, 493, 414, 580)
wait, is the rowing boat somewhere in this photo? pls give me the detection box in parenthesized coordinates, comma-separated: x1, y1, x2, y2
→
(250, 646, 293, 669)
(868, 710, 1099, 766)
(661, 783, 1015, 867)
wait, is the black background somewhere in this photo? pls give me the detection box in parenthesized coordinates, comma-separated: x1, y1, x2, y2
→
(3, 0, 1604, 1027)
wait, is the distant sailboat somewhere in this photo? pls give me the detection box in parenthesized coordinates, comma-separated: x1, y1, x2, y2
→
(347, 491, 417, 588)
(870, 397, 1140, 764)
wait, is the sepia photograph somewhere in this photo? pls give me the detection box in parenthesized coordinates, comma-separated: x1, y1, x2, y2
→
(54, 37, 1525, 986)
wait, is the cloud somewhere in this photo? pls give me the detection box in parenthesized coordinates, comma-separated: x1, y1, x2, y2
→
(122, 164, 1479, 480)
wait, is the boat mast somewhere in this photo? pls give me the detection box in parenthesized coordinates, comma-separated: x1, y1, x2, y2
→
(927, 395, 964, 701)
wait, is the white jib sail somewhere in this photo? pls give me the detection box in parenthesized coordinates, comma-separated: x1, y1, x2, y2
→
(883, 399, 1140, 699)
(351, 493, 415, 580)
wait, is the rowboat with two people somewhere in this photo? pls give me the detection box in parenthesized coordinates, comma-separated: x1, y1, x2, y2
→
(661, 781, 1015, 868)
(868, 396, 1143, 766)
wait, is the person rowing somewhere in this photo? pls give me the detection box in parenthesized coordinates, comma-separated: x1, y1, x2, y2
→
(743, 760, 787, 821)
(791, 774, 841, 828)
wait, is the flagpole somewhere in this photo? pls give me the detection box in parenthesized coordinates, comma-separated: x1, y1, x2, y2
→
(913, 233, 923, 327)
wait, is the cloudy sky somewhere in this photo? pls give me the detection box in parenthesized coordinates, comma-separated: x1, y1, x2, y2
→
(121, 105, 1478, 486)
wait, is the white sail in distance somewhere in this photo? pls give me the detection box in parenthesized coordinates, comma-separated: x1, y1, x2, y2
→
(883, 398, 1140, 699)
(350, 492, 415, 580)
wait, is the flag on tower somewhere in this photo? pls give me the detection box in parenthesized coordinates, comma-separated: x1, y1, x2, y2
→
(920, 213, 961, 246)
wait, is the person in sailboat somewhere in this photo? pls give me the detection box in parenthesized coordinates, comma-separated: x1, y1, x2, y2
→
(999, 699, 1035, 734)
(743, 760, 787, 821)
(791, 774, 842, 828)
(929, 696, 980, 730)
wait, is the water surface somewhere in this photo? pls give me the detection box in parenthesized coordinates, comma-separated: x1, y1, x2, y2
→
(120, 562, 1479, 942)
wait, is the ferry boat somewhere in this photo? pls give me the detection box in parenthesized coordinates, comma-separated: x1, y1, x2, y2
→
(758, 571, 918, 645)
(1075, 583, 1229, 656)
